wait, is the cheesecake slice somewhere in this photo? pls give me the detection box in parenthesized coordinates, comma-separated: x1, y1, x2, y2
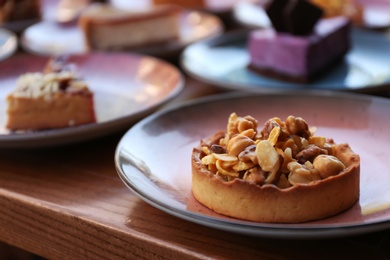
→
(79, 3, 181, 50)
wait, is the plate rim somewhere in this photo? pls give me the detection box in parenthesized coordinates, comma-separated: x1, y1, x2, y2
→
(115, 90, 390, 239)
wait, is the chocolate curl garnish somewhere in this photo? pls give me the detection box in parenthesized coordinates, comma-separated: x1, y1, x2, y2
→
(266, 0, 323, 35)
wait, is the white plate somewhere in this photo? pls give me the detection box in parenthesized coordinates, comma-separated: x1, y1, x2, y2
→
(180, 28, 390, 93)
(0, 28, 18, 61)
(116, 91, 390, 239)
(0, 52, 184, 148)
(20, 9, 224, 59)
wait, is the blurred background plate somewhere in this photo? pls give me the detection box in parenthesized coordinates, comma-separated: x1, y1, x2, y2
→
(0, 0, 55, 33)
(0, 18, 41, 34)
(116, 91, 390, 239)
(20, 9, 224, 59)
(0, 52, 184, 148)
(0, 28, 18, 61)
(181, 28, 390, 93)
(233, 1, 390, 30)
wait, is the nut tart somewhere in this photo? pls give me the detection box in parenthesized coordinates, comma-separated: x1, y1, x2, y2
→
(6, 56, 96, 131)
(192, 113, 360, 223)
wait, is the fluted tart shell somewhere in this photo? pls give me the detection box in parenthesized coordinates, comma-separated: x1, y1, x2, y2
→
(191, 133, 360, 223)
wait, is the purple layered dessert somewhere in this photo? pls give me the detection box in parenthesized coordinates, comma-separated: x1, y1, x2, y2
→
(248, 0, 351, 83)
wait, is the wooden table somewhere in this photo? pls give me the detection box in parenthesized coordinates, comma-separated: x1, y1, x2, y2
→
(1, 77, 390, 260)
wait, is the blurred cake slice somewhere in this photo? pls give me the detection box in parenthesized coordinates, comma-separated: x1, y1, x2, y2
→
(248, 0, 351, 83)
(6, 57, 96, 131)
(79, 3, 181, 50)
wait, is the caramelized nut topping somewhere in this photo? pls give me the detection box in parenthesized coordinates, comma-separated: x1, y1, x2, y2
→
(199, 113, 347, 188)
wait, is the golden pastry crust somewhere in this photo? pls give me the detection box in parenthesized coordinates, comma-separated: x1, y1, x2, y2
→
(191, 114, 360, 223)
(6, 92, 95, 130)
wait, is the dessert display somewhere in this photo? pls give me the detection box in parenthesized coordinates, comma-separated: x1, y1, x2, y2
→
(78, 3, 181, 50)
(6, 57, 96, 131)
(0, 0, 41, 24)
(247, 0, 351, 83)
(192, 113, 360, 223)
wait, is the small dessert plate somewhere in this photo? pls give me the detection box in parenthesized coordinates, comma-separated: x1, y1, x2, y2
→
(116, 91, 390, 239)
(0, 52, 184, 148)
(0, 28, 18, 61)
(180, 28, 390, 93)
(20, 9, 224, 59)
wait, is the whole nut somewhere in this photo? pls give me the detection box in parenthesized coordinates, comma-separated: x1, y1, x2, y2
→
(227, 134, 255, 156)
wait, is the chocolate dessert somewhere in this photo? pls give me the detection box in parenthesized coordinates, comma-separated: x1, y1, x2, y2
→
(248, 0, 351, 83)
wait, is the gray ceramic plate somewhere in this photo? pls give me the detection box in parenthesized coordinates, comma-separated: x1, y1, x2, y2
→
(181, 28, 390, 93)
(116, 91, 390, 239)
(0, 52, 184, 148)
(0, 28, 17, 61)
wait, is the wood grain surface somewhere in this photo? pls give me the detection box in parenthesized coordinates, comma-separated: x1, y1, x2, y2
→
(1, 78, 390, 259)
